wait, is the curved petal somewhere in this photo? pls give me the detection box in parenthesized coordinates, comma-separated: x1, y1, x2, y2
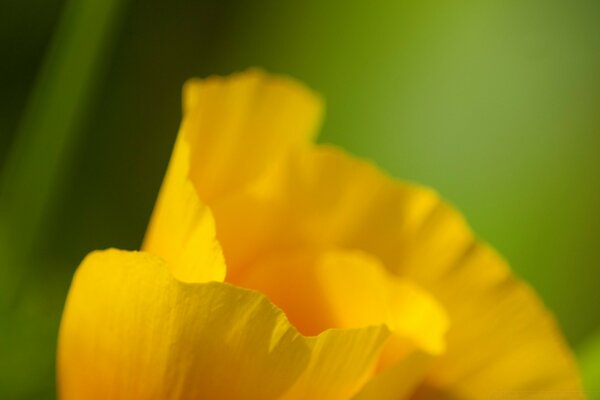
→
(283, 327, 390, 400)
(144, 69, 323, 282)
(234, 249, 448, 400)
(411, 245, 586, 399)
(211, 146, 584, 397)
(182, 69, 323, 203)
(58, 249, 399, 400)
(143, 136, 225, 283)
(315, 251, 448, 358)
(235, 250, 448, 357)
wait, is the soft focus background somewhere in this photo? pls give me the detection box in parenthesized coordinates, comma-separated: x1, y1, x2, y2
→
(1, 0, 599, 398)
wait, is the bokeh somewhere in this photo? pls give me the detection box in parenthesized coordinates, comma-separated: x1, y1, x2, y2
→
(1, 0, 599, 398)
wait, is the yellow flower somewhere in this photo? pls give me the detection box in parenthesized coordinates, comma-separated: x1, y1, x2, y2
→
(57, 70, 584, 399)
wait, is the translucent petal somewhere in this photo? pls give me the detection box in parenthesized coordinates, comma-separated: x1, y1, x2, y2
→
(144, 69, 323, 282)
(143, 136, 225, 282)
(58, 249, 398, 400)
(283, 327, 390, 400)
(235, 250, 448, 357)
(182, 69, 323, 203)
(211, 145, 583, 397)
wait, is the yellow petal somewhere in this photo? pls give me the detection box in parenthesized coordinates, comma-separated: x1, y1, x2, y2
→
(211, 145, 583, 397)
(353, 351, 433, 400)
(211, 145, 439, 278)
(182, 69, 323, 203)
(58, 249, 400, 400)
(411, 245, 586, 399)
(316, 251, 448, 357)
(143, 135, 225, 283)
(235, 250, 448, 357)
(283, 327, 390, 400)
(235, 249, 448, 399)
(144, 69, 322, 282)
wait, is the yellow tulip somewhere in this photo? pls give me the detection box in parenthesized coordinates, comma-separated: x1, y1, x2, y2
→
(57, 70, 584, 399)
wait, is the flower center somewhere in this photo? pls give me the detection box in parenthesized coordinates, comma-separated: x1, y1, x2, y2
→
(227, 249, 448, 361)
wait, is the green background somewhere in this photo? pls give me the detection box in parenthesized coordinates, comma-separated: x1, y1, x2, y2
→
(1, 0, 599, 398)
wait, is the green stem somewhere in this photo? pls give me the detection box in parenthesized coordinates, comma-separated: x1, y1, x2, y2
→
(0, 0, 129, 305)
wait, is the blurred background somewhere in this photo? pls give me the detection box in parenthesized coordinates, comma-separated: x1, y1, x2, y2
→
(1, 0, 599, 398)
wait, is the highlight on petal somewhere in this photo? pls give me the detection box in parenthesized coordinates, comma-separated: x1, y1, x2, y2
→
(316, 251, 448, 358)
(57, 249, 414, 400)
(143, 135, 225, 283)
(209, 144, 584, 398)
